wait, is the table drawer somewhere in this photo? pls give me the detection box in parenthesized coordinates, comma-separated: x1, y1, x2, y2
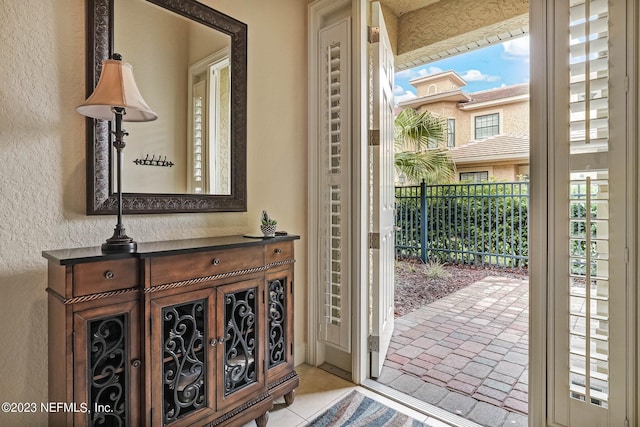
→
(150, 246, 264, 286)
(265, 241, 294, 266)
(73, 258, 139, 297)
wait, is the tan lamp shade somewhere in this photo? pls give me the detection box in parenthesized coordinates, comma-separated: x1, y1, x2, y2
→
(77, 58, 157, 122)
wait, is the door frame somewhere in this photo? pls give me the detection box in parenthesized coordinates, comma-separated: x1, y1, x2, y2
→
(351, 0, 370, 385)
(306, 0, 369, 379)
(528, 1, 549, 425)
(308, 1, 639, 424)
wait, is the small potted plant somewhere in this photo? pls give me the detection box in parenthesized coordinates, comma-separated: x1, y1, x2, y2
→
(260, 210, 277, 237)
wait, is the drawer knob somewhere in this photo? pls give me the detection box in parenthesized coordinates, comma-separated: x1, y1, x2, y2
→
(212, 258, 221, 265)
(210, 338, 217, 347)
(274, 248, 282, 254)
(104, 271, 115, 280)
(131, 359, 141, 368)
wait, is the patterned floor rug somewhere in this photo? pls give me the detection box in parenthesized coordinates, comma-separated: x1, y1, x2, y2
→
(306, 390, 431, 427)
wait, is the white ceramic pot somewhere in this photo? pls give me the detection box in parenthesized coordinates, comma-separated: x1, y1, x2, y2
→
(260, 224, 276, 237)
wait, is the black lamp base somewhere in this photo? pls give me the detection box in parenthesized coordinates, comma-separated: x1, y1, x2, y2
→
(101, 110, 138, 255)
(102, 239, 137, 254)
(101, 225, 137, 254)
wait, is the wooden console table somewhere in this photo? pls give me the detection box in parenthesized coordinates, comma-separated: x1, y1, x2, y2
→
(43, 235, 299, 426)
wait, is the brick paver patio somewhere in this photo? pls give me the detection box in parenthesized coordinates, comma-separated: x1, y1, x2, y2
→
(376, 276, 529, 427)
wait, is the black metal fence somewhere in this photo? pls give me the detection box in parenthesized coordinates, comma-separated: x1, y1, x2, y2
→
(396, 181, 529, 270)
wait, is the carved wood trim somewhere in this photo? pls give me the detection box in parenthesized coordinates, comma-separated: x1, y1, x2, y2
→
(267, 371, 298, 390)
(202, 393, 271, 426)
(47, 286, 139, 305)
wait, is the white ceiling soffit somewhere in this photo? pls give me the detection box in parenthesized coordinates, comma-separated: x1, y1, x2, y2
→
(395, 25, 529, 71)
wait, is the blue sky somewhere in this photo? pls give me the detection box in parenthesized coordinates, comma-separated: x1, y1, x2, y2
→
(394, 35, 530, 105)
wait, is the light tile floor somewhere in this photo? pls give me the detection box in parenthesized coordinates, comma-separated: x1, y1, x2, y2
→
(243, 364, 454, 427)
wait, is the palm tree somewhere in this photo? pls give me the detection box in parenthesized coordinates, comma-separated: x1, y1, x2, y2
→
(394, 108, 455, 184)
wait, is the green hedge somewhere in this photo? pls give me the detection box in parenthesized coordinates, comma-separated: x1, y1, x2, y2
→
(395, 182, 529, 269)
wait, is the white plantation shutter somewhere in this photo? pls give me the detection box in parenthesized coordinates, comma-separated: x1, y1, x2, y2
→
(188, 54, 231, 195)
(568, 175, 610, 407)
(318, 18, 351, 351)
(568, 0, 609, 154)
(568, 0, 611, 410)
(191, 81, 206, 193)
(552, 0, 628, 425)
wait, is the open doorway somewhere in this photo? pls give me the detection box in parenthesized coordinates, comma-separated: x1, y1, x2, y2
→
(371, 38, 531, 427)
(309, 1, 635, 425)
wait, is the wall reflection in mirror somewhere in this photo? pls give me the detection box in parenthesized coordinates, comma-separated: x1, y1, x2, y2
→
(114, 0, 231, 195)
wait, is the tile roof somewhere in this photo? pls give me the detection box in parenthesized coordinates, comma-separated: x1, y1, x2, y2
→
(397, 82, 529, 110)
(397, 89, 471, 109)
(449, 134, 529, 164)
(463, 83, 529, 106)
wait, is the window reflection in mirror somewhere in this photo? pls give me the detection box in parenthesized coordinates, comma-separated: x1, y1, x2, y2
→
(114, 0, 231, 195)
(189, 52, 231, 194)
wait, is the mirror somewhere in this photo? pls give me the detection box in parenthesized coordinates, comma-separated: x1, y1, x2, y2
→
(86, 0, 247, 214)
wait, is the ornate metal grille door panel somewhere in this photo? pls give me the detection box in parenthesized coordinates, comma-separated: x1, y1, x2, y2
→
(223, 287, 258, 395)
(268, 278, 286, 369)
(162, 299, 207, 424)
(88, 315, 127, 426)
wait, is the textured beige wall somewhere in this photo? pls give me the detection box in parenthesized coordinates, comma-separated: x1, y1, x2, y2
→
(416, 101, 469, 145)
(492, 164, 519, 180)
(416, 101, 459, 121)
(500, 101, 530, 135)
(398, 0, 528, 53)
(457, 164, 520, 181)
(0, 0, 307, 424)
(418, 99, 528, 145)
(456, 112, 472, 145)
(379, 2, 398, 55)
(395, 0, 528, 68)
(414, 75, 463, 97)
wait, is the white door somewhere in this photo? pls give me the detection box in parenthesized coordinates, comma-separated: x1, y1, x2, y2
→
(369, 1, 395, 378)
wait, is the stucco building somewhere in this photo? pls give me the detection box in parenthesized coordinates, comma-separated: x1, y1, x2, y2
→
(399, 70, 529, 181)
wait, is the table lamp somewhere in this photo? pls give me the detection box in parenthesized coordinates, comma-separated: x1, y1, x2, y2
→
(77, 53, 157, 253)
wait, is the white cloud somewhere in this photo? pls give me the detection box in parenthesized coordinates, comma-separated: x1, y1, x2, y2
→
(395, 65, 444, 80)
(503, 35, 530, 59)
(393, 84, 406, 95)
(424, 66, 444, 76)
(395, 69, 412, 79)
(394, 90, 417, 105)
(460, 69, 501, 82)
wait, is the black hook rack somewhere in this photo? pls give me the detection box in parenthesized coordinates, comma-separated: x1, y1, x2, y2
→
(133, 154, 174, 167)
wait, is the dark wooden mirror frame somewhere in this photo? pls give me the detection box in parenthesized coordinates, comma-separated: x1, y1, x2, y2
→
(86, 0, 247, 214)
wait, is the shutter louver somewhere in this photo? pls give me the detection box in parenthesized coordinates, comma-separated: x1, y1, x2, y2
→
(567, 0, 610, 412)
(318, 19, 351, 351)
(568, 0, 609, 154)
(192, 82, 206, 193)
(568, 175, 610, 408)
